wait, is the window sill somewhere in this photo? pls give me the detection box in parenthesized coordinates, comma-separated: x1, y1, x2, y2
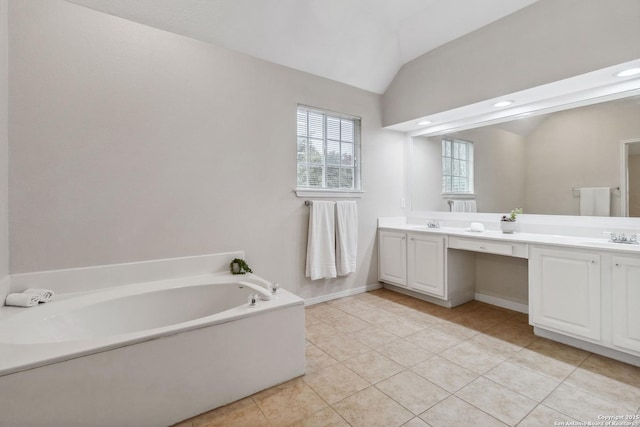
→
(441, 193, 476, 199)
(295, 189, 365, 199)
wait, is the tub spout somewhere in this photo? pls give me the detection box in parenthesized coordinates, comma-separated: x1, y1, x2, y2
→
(238, 281, 272, 301)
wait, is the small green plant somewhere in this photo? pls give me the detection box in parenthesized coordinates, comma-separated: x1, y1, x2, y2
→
(230, 258, 253, 275)
(501, 208, 523, 222)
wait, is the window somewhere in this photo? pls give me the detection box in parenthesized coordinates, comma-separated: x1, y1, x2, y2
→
(296, 105, 361, 192)
(442, 138, 474, 194)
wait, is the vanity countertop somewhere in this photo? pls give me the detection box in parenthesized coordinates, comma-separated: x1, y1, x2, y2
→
(379, 223, 640, 254)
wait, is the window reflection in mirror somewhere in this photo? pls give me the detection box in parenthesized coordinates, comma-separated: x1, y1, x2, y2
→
(411, 95, 640, 217)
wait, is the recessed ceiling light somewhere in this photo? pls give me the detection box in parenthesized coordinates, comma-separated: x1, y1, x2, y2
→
(493, 100, 514, 107)
(615, 68, 640, 77)
(417, 120, 432, 126)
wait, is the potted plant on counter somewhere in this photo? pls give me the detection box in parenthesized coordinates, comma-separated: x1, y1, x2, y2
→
(500, 208, 522, 234)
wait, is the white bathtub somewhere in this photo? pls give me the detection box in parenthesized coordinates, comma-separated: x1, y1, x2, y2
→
(0, 270, 305, 427)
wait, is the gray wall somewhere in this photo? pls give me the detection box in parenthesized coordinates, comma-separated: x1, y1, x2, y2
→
(383, 0, 640, 126)
(8, 0, 405, 300)
(0, 0, 9, 300)
(525, 100, 640, 216)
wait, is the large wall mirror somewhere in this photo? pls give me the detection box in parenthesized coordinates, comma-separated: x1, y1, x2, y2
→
(411, 94, 640, 217)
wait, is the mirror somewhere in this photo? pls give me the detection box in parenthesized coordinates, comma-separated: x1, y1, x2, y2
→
(411, 95, 640, 217)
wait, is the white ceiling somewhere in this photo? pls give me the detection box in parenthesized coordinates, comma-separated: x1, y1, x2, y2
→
(65, 0, 538, 94)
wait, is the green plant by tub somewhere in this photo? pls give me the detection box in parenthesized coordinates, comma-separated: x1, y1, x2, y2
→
(230, 258, 253, 275)
(501, 208, 523, 222)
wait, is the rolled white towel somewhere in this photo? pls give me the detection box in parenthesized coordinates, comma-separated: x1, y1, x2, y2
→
(5, 293, 40, 307)
(24, 288, 55, 303)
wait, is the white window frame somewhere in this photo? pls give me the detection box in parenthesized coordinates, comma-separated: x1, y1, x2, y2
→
(441, 137, 474, 197)
(295, 105, 363, 198)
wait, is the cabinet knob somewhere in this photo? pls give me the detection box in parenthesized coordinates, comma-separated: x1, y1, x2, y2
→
(479, 245, 485, 250)
(591, 260, 596, 264)
(410, 237, 414, 241)
(615, 263, 620, 267)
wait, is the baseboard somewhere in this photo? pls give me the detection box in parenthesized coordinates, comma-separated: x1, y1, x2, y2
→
(305, 282, 382, 306)
(474, 292, 528, 314)
(534, 327, 640, 367)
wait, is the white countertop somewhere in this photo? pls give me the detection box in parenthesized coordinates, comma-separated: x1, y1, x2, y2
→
(379, 223, 640, 255)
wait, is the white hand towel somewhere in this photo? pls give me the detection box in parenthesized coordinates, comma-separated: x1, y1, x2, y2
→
(24, 288, 55, 303)
(305, 201, 337, 280)
(5, 293, 40, 307)
(579, 187, 610, 216)
(336, 201, 358, 276)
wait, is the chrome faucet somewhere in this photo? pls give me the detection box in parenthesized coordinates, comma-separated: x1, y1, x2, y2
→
(603, 232, 639, 244)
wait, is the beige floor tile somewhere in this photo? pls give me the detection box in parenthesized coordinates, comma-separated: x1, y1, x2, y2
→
(323, 313, 370, 333)
(508, 347, 577, 382)
(349, 324, 400, 348)
(411, 356, 478, 393)
(484, 361, 560, 402)
(170, 420, 192, 427)
(440, 341, 504, 374)
(579, 353, 640, 388)
(404, 329, 462, 354)
(563, 367, 640, 413)
(313, 333, 371, 361)
(447, 314, 497, 332)
(343, 350, 405, 384)
(305, 343, 338, 373)
(303, 363, 369, 404)
(305, 313, 323, 325)
(431, 321, 479, 340)
(420, 396, 507, 427)
(467, 332, 524, 357)
(402, 417, 431, 427)
(526, 338, 590, 367)
(543, 384, 633, 423)
(516, 404, 578, 427)
(456, 377, 537, 426)
(191, 397, 270, 427)
(377, 338, 434, 367)
(305, 304, 347, 321)
(379, 317, 427, 337)
(376, 370, 450, 415)
(484, 322, 538, 348)
(333, 386, 414, 427)
(291, 407, 349, 427)
(252, 378, 327, 426)
(401, 309, 443, 327)
(305, 322, 344, 346)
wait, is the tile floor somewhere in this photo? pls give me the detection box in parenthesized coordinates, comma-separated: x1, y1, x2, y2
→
(175, 289, 640, 427)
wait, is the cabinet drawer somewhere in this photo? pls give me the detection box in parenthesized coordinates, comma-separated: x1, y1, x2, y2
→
(448, 236, 528, 258)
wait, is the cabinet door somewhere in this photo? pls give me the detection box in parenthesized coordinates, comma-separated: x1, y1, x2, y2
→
(529, 247, 601, 341)
(612, 256, 640, 353)
(378, 231, 407, 287)
(407, 233, 445, 298)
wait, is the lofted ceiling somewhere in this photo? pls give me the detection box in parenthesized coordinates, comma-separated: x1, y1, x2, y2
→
(65, 0, 538, 94)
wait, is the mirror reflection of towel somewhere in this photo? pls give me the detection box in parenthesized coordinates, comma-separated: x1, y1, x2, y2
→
(579, 187, 610, 216)
(451, 200, 477, 213)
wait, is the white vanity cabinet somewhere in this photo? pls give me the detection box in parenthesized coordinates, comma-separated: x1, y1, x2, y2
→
(529, 246, 601, 341)
(612, 255, 640, 353)
(378, 230, 407, 287)
(378, 230, 450, 301)
(407, 234, 446, 298)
